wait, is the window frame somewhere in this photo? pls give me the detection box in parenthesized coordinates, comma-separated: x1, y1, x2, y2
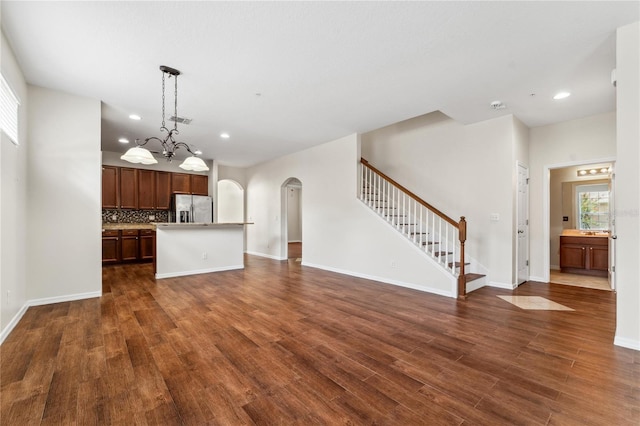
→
(0, 73, 20, 145)
(575, 183, 610, 231)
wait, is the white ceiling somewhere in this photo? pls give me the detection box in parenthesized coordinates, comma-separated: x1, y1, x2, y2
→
(2, 1, 638, 167)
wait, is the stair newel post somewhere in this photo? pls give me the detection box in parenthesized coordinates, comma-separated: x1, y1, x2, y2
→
(457, 216, 467, 299)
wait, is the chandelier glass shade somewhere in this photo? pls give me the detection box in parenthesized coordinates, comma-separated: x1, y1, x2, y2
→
(120, 65, 209, 172)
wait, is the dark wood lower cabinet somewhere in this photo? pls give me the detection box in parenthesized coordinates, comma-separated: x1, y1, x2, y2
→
(120, 229, 140, 261)
(559, 235, 608, 277)
(101, 230, 120, 264)
(139, 229, 155, 260)
(102, 228, 155, 264)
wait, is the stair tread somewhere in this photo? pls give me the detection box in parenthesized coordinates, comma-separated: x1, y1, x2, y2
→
(433, 251, 453, 257)
(465, 273, 485, 283)
(421, 241, 439, 245)
(449, 261, 470, 268)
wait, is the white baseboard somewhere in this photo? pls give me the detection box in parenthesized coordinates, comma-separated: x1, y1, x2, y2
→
(1, 290, 101, 345)
(614, 336, 640, 351)
(0, 303, 29, 345)
(155, 265, 244, 279)
(529, 275, 548, 283)
(28, 290, 101, 306)
(301, 261, 455, 299)
(245, 251, 286, 261)
(288, 240, 302, 243)
(488, 281, 517, 290)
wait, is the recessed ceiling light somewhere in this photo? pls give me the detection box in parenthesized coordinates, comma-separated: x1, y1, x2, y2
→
(553, 92, 571, 100)
(129, 114, 141, 120)
(118, 138, 130, 144)
(220, 133, 230, 139)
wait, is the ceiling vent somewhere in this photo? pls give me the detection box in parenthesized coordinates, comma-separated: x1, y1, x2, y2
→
(169, 115, 192, 125)
(490, 100, 506, 110)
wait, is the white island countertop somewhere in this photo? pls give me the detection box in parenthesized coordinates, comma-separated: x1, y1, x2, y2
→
(155, 223, 251, 279)
(155, 222, 252, 228)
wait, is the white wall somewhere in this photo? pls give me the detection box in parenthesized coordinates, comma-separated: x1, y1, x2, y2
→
(614, 21, 640, 350)
(1, 30, 29, 340)
(528, 112, 617, 282)
(26, 86, 102, 301)
(245, 134, 455, 297)
(361, 112, 517, 287)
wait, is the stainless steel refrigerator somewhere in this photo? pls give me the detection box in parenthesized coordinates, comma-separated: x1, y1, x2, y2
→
(170, 194, 213, 223)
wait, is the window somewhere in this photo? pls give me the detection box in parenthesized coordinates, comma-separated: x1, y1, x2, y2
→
(576, 183, 609, 230)
(0, 73, 20, 145)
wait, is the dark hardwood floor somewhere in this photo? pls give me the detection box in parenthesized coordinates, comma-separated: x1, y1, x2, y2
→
(1, 255, 638, 425)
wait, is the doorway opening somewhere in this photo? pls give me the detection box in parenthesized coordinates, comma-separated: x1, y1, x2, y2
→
(217, 179, 245, 223)
(281, 178, 302, 261)
(546, 160, 615, 291)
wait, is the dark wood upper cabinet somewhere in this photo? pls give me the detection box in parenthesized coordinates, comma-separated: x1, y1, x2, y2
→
(191, 174, 209, 196)
(102, 166, 119, 209)
(137, 169, 156, 210)
(119, 168, 139, 209)
(155, 171, 172, 210)
(101, 166, 207, 209)
(171, 173, 191, 194)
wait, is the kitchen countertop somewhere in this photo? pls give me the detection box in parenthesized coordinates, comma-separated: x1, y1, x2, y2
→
(103, 222, 253, 231)
(102, 223, 157, 231)
(561, 229, 609, 238)
(155, 222, 253, 229)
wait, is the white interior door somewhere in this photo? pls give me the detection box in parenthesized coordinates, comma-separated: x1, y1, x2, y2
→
(517, 163, 530, 285)
(608, 166, 616, 290)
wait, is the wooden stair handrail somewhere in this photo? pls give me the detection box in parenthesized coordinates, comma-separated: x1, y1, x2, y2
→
(361, 157, 468, 299)
(361, 158, 458, 227)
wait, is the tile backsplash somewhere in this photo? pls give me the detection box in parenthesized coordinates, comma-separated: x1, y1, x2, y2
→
(102, 209, 169, 223)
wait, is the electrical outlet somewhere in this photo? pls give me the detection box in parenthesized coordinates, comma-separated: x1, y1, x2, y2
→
(111, 214, 117, 221)
(149, 214, 155, 221)
(390, 260, 397, 268)
(202, 252, 208, 260)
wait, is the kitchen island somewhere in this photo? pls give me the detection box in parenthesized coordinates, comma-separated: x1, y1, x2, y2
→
(155, 223, 250, 279)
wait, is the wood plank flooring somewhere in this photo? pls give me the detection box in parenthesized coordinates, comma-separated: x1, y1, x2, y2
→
(1, 255, 638, 425)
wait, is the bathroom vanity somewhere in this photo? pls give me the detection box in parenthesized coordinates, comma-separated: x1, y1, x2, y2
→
(559, 230, 609, 277)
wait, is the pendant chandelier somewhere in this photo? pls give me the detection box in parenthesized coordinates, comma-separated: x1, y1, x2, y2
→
(121, 65, 209, 172)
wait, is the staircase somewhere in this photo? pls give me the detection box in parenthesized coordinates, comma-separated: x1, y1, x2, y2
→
(359, 158, 485, 298)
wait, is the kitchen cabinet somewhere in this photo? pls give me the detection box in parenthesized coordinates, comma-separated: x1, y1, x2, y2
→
(101, 230, 120, 263)
(191, 174, 208, 196)
(119, 168, 138, 209)
(155, 171, 172, 210)
(101, 166, 207, 208)
(171, 173, 191, 194)
(102, 228, 155, 264)
(120, 229, 140, 261)
(560, 235, 608, 277)
(102, 166, 119, 209)
(139, 229, 156, 260)
(137, 169, 156, 210)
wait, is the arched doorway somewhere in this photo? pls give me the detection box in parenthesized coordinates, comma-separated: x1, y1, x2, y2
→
(281, 178, 302, 261)
(217, 179, 244, 223)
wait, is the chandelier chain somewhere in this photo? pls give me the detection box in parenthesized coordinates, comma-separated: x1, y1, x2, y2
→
(174, 72, 178, 132)
(161, 71, 166, 129)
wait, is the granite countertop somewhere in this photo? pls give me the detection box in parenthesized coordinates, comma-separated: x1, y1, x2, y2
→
(561, 229, 609, 238)
(102, 223, 157, 231)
